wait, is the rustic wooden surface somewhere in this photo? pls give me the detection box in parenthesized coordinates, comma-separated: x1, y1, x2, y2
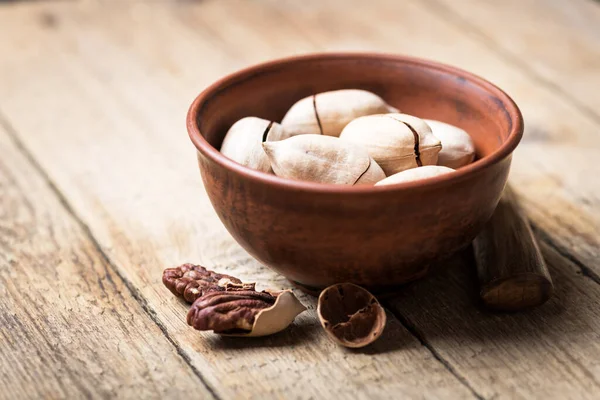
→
(0, 0, 599, 399)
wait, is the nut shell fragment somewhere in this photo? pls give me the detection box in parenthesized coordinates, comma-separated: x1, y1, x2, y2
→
(187, 289, 306, 337)
(317, 283, 386, 348)
(162, 263, 246, 303)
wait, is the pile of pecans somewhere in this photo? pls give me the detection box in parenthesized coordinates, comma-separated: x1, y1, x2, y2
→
(220, 89, 476, 186)
(163, 264, 386, 347)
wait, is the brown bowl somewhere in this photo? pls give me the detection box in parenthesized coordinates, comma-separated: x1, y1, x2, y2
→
(187, 53, 523, 294)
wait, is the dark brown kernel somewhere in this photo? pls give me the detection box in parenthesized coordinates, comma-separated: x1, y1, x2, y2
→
(162, 263, 244, 303)
(187, 290, 277, 333)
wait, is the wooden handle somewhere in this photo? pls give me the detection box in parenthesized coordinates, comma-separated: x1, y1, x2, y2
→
(473, 187, 554, 311)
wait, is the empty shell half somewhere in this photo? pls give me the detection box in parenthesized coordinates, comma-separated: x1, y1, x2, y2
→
(317, 283, 387, 348)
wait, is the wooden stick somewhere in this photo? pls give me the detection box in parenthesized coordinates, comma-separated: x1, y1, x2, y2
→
(473, 187, 554, 311)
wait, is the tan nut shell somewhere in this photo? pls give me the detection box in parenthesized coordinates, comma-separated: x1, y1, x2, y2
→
(220, 117, 290, 173)
(425, 119, 475, 169)
(281, 89, 399, 137)
(223, 290, 306, 337)
(317, 283, 386, 348)
(375, 165, 455, 186)
(263, 134, 385, 185)
(339, 113, 442, 176)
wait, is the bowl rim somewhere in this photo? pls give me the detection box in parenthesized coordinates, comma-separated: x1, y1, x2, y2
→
(187, 52, 523, 193)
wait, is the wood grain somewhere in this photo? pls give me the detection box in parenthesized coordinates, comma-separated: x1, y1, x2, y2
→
(0, 2, 476, 399)
(387, 243, 600, 399)
(473, 187, 553, 310)
(0, 0, 599, 398)
(428, 0, 600, 122)
(0, 125, 211, 398)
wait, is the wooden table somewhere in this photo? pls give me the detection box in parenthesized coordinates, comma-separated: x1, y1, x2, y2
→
(1, 0, 599, 398)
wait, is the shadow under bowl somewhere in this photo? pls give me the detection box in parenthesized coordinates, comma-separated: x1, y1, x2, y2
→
(187, 53, 523, 294)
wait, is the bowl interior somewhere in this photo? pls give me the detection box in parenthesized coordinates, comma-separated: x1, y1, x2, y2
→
(193, 54, 516, 161)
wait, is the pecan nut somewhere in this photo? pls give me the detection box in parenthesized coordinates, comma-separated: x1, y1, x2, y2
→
(187, 289, 306, 337)
(187, 290, 276, 333)
(162, 263, 246, 303)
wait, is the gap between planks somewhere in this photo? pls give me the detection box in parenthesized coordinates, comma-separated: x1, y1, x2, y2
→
(532, 224, 600, 285)
(0, 111, 222, 400)
(384, 305, 486, 400)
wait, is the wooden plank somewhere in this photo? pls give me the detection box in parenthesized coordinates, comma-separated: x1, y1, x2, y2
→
(424, 0, 600, 122)
(387, 243, 600, 399)
(0, 3, 476, 399)
(0, 126, 211, 398)
(1, 0, 599, 398)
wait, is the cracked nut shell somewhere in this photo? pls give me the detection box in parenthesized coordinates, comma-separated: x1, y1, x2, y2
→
(162, 263, 249, 303)
(281, 89, 399, 137)
(263, 134, 385, 185)
(220, 117, 290, 173)
(317, 283, 386, 348)
(339, 113, 441, 176)
(187, 289, 306, 337)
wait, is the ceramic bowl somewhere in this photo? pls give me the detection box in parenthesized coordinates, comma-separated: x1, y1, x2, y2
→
(187, 53, 523, 294)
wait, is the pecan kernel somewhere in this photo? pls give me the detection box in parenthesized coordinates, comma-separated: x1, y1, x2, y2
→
(162, 263, 242, 303)
(187, 291, 277, 333)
